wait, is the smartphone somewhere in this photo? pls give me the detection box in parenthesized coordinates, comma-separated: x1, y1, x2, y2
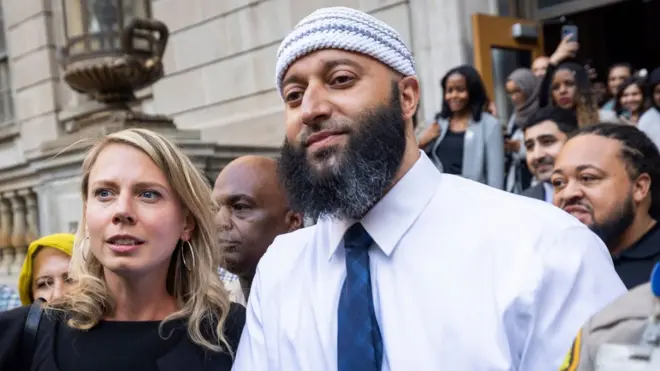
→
(561, 24, 578, 42)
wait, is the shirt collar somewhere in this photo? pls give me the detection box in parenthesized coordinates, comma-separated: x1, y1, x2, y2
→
(326, 151, 440, 260)
(615, 222, 660, 260)
(542, 182, 554, 203)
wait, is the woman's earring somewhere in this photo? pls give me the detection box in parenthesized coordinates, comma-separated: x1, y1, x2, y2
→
(181, 240, 195, 271)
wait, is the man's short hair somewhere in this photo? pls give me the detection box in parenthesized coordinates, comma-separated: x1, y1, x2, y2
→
(571, 123, 660, 219)
(524, 107, 579, 135)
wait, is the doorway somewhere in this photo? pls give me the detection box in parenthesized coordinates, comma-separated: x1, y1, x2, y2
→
(471, 14, 545, 125)
(541, 0, 660, 78)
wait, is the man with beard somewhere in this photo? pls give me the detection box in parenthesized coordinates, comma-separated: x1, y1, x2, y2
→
(552, 123, 660, 289)
(233, 7, 625, 371)
(213, 155, 302, 306)
(522, 106, 578, 202)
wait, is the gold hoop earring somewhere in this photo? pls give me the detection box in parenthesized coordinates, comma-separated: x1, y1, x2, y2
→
(82, 237, 90, 263)
(181, 240, 195, 271)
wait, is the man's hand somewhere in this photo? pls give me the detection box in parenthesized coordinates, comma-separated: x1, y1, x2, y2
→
(418, 122, 441, 149)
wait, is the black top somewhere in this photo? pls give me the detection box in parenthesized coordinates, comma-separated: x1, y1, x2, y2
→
(0, 303, 245, 371)
(614, 222, 660, 289)
(434, 130, 465, 175)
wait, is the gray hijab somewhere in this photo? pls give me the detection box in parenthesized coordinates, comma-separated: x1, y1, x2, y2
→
(508, 68, 541, 128)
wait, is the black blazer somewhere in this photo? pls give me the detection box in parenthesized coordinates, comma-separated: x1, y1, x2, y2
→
(0, 303, 245, 371)
(522, 183, 546, 202)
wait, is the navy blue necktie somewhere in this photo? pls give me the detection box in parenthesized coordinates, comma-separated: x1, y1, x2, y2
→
(337, 223, 383, 371)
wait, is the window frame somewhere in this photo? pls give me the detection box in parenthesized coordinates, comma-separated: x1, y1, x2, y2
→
(0, 4, 14, 128)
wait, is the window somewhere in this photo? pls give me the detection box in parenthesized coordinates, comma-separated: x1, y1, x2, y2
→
(64, 0, 152, 55)
(537, 0, 576, 9)
(0, 5, 13, 126)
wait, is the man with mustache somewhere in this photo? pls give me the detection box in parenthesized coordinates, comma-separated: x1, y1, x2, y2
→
(233, 7, 625, 370)
(522, 106, 578, 202)
(213, 155, 302, 305)
(552, 123, 660, 289)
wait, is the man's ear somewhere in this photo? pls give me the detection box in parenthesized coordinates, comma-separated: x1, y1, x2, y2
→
(633, 173, 652, 203)
(285, 210, 303, 232)
(399, 76, 420, 122)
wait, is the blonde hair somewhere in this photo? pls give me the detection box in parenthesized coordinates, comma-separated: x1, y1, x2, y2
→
(50, 128, 232, 353)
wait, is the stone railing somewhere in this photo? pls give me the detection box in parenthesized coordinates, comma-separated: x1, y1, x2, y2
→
(0, 189, 39, 278)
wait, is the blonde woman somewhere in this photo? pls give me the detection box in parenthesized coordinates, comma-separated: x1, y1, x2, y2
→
(0, 129, 244, 370)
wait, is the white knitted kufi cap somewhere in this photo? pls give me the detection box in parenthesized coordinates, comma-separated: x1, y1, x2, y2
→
(275, 6, 417, 96)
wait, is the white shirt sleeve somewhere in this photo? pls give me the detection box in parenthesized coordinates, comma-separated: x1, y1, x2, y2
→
(518, 225, 627, 371)
(638, 109, 660, 151)
(232, 267, 268, 371)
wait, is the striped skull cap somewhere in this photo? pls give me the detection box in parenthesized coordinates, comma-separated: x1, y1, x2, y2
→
(275, 6, 416, 97)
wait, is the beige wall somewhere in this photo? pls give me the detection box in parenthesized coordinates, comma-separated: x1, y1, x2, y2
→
(1, 0, 62, 155)
(0, 0, 500, 184)
(0, 0, 503, 287)
(151, 0, 496, 145)
(0, 0, 498, 158)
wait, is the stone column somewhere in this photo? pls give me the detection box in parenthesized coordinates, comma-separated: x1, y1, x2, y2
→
(7, 192, 27, 275)
(20, 189, 39, 245)
(0, 196, 13, 275)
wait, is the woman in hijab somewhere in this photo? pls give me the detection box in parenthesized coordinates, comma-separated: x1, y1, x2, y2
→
(504, 68, 539, 193)
(17, 233, 74, 305)
(638, 67, 660, 149)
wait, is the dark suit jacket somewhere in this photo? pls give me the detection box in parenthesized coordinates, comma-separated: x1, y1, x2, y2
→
(0, 303, 245, 371)
(522, 182, 546, 201)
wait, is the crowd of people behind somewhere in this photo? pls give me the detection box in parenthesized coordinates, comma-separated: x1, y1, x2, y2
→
(419, 34, 660, 196)
(0, 5, 659, 371)
(415, 29, 660, 291)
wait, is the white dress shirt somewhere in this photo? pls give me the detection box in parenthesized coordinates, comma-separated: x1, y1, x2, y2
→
(233, 151, 626, 371)
(638, 108, 660, 150)
(543, 181, 554, 204)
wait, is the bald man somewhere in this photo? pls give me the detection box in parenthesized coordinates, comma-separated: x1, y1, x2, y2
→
(213, 155, 302, 302)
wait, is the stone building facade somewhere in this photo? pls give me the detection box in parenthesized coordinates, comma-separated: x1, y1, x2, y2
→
(0, 0, 509, 287)
(0, 0, 629, 288)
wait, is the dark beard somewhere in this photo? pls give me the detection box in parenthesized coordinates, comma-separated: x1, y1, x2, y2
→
(277, 84, 407, 221)
(590, 191, 635, 249)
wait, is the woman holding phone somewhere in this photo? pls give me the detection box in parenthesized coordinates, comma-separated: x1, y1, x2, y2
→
(538, 34, 620, 127)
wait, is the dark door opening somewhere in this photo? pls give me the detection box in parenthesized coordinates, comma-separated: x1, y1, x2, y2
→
(542, 0, 660, 78)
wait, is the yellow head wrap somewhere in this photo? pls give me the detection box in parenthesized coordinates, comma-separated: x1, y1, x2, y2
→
(17, 233, 74, 305)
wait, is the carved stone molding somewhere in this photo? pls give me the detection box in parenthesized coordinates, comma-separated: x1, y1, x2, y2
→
(0, 195, 13, 276)
(0, 188, 41, 277)
(19, 189, 39, 244)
